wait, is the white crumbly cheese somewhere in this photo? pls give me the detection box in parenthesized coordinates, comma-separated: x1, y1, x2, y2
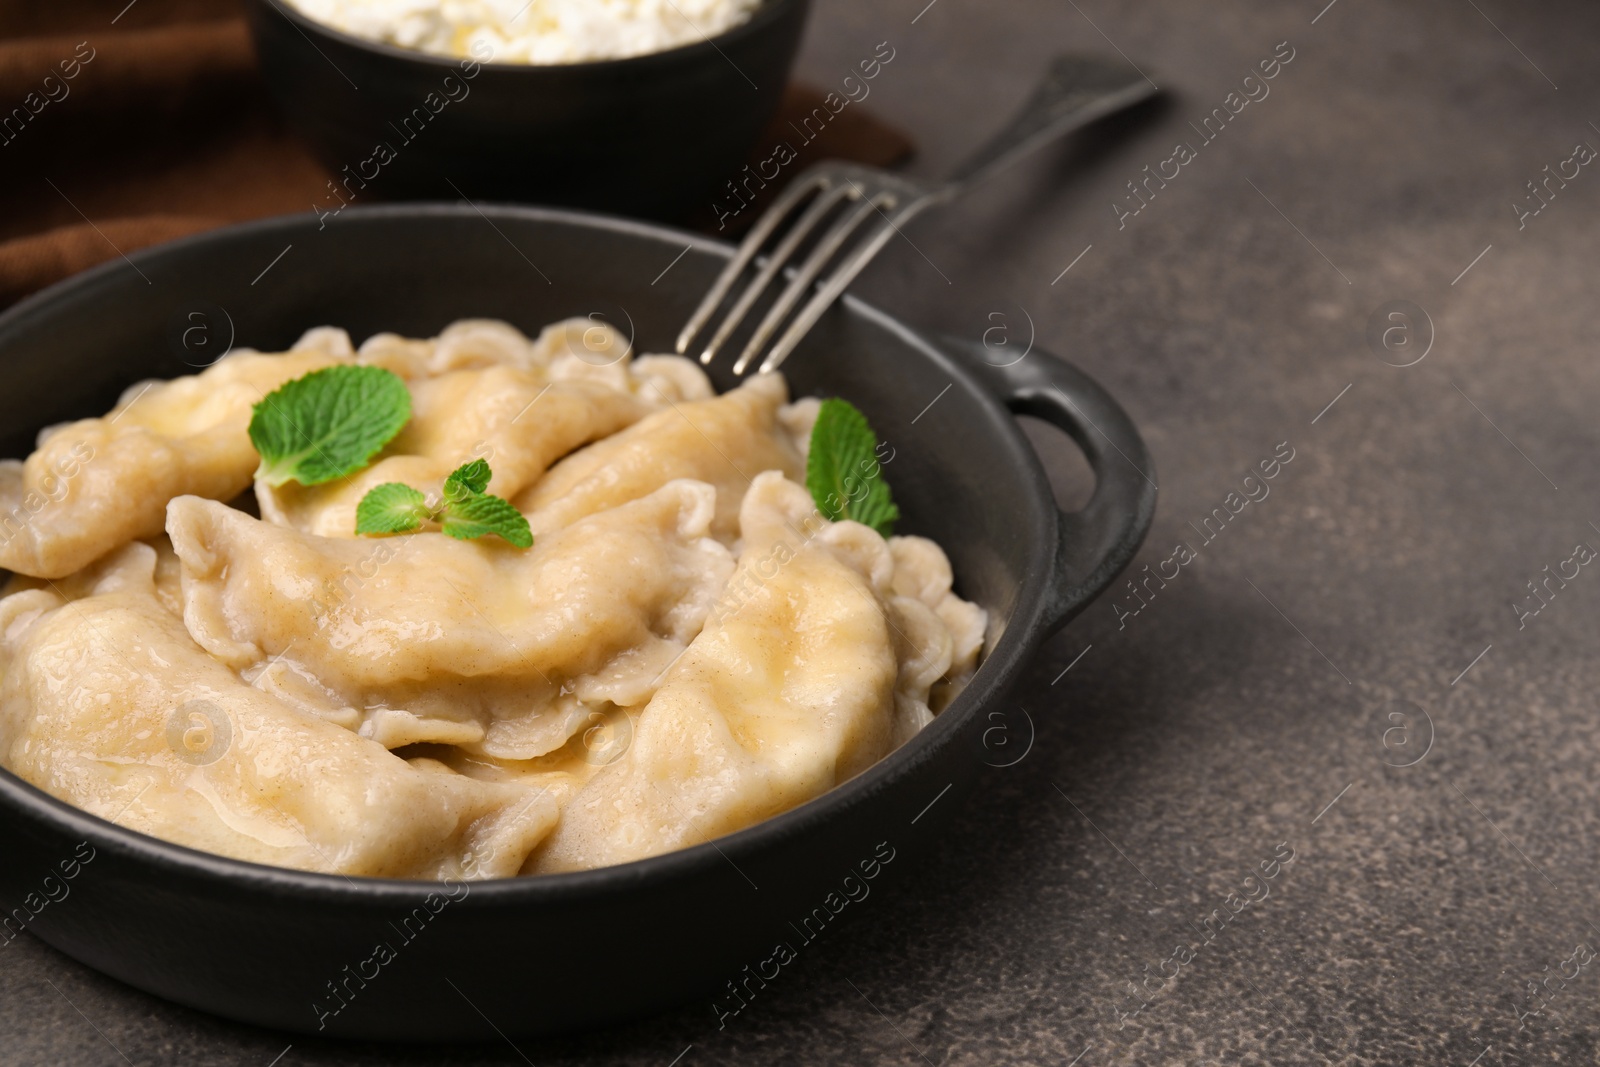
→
(284, 0, 763, 64)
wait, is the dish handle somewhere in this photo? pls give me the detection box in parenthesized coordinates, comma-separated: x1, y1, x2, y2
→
(933, 334, 1157, 635)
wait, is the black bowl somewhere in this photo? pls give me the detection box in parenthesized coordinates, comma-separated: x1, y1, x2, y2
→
(244, 0, 809, 219)
(0, 204, 1154, 1039)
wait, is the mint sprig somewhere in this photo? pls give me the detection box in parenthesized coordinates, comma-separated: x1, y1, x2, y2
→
(355, 460, 533, 548)
(249, 365, 412, 486)
(805, 397, 898, 536)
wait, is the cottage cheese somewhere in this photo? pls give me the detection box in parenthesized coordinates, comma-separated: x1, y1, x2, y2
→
(284, 0, 763, 63)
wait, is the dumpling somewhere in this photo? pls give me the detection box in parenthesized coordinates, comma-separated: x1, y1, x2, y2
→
(530, 472, 901, 873)
(428, 318, 542, 373)
(807, 520, 985, 746)
(348, 317, 555, 377)
(0, 345, 344, 578)
(0, 313, 989, 883)
(518, 372, 805, 542)
(169, 480, 735, 758)
(629, 355, 717, 404)
(258, 368, 653, 538)
(0, 543, 556, 879)
(888, 536, 987, 715)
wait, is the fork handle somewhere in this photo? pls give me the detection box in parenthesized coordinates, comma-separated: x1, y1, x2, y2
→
(941, 54, 1158, 195)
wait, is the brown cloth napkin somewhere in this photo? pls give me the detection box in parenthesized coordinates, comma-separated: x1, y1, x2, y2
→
(0, 0, 912, 310)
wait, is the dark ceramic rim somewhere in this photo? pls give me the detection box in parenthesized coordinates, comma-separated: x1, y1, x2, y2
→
(253, 0, 803, 74)
(0, 203, 1060, 904)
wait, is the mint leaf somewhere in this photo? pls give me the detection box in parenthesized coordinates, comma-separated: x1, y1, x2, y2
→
(250, 365, 411, 486)
(442, 491, 533, 548)
(355, 483, 431, 535)
(806, 397, 899, 536)
(355, 459, 533, 548)
(443, 458, 491, 503)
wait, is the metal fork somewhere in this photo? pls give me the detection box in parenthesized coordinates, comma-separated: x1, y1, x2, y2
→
(675, 53, 1159, 376)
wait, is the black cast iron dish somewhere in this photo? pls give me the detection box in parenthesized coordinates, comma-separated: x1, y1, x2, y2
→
(0, 205, 1154, 1039)
(245, 0, 810, 219)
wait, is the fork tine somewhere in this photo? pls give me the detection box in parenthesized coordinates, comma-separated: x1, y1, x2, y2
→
(730, 194, 888, 375)
(674, 172, 830, 356)
(756, 213, 906, 375)
(696, 182, 857, 366)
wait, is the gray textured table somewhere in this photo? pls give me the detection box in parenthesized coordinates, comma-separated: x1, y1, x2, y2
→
(7, 0, 1600, 1063)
